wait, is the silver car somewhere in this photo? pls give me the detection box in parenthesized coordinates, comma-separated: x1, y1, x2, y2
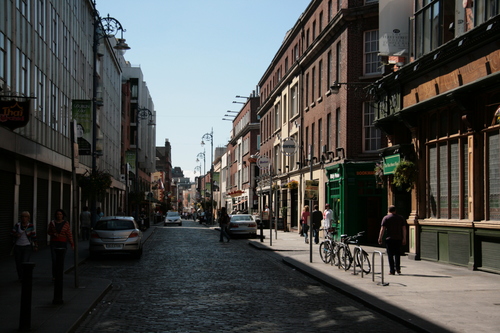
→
(227, 214, 258, 236)
(89, 216, 143, 259)
(164, 211, 182, 226)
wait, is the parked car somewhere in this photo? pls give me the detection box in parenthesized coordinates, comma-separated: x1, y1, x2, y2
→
(89, 216, 143, 259)
(164, 211, 182, 226)
(227, 214, 258, 237)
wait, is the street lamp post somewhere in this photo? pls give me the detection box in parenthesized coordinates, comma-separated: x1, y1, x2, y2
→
(196, 151, 206, 210)
(134, 107, 154, 229)
(91, 1, 130, 227)
(202, 128, 214, 224)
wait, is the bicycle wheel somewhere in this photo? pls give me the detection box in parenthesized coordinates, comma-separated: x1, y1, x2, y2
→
(330, 242, 340, 267)
(319, 241, 332, 263)
(356, 249, 371, 274)
(338, 244, 352, 270)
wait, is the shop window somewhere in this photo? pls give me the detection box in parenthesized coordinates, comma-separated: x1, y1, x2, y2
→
(426, 108, 467, 220)
(487, 131, 500, 220)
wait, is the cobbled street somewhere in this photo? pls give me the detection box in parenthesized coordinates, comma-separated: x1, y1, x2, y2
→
(75, 220, 414, 333)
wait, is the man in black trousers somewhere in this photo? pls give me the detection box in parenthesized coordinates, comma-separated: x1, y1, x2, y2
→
(311, 205, 323, 244)
(378, 205, 407, 275)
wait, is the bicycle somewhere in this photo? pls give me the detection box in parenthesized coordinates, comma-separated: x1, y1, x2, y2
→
(337, 231, 371, 274)
(319, 227, 340, 267)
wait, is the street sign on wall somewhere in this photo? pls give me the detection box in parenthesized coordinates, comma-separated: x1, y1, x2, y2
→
(257, 156, 270, 170)
(281, 137, 298, 156)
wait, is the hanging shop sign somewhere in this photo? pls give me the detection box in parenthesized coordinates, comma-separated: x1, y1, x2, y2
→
(72, 99, 92, 155)
(382, 154, 400, 175)
(0, 99, 31, 130)
(257, 156, 270, 170)
(304, 180, 319, 201)
(281, 137, 298, 156)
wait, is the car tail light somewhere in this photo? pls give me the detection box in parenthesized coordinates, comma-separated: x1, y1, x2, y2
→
(90, 231, 101, 239)
(129, 231, 140, 238)
(229, 223, 238, 228)
(249, 223, 256, 227)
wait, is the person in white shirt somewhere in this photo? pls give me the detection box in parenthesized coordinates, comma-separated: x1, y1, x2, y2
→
(323, 203, 334, 237)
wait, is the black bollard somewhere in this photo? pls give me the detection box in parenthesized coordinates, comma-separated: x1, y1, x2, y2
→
(260, 222, 264, 242)
(19, 262, 36, 332)
(53, 248, 66, 304)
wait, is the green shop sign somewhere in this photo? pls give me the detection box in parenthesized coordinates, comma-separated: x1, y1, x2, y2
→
(383, 154, 400, 175)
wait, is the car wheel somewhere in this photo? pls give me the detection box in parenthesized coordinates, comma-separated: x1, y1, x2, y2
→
(179, 223, 182, 226)
(131, 248, 142, 259)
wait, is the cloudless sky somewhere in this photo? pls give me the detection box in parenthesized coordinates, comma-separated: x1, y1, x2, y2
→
(97, 0, 311, 181)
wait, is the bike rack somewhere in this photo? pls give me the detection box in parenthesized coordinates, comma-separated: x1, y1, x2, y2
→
(331, 247, 341, 269)
(372, 251, 389, 286)
(352, 246, 364, 278)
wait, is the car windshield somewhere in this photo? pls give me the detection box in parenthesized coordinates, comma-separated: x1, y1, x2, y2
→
(95, 219, 135, 230)
(231, 215, 253, 222)
(167, 212, 179, 218)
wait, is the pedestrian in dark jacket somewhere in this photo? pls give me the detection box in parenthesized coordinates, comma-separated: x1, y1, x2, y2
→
(311, 205, 323, 244)
(378, 205, 407, 275)
(218, 207, 230, 243)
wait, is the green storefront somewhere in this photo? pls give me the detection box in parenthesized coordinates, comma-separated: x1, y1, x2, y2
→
(325, 161, 387, 245)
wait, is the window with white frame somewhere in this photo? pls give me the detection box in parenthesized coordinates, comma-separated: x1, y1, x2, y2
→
(290, 85, 298, 117)
(243, 165, 249, 183)
(364, 30, 381, 75)
(274, 145, 281, 174)
(311, 67, 315, 104)
(290, 133, 298, 169)
(336, 42, 341, 83)
(318, 60, 323, 98)
(363, 102, 380, 152)
(274, 102, 281, 131)
(283, 94, 287, 124)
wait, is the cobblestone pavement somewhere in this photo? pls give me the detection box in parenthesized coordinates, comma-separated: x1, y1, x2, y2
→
(75, 220, 415, 332)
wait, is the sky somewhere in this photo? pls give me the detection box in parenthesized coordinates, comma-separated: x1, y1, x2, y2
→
(97, 0, 311, 182)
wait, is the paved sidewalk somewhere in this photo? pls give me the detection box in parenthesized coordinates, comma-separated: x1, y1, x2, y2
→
(245, 228, 500, 333)
(0, 223, 158, 333)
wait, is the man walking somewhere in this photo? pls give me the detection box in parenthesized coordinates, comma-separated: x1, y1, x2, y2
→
(323, 203, 333, 237)
(378, 205, 407, 275)
(311, 205, 323, 244)
(80, 206, 91, 241)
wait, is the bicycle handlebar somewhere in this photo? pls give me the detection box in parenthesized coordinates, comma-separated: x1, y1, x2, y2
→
(341, 231, 366, 243)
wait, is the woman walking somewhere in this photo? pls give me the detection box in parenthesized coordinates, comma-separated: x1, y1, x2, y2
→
(301, 205, 310, 244)
(11, 211, 37, 281)
(48, 209, 74, 281)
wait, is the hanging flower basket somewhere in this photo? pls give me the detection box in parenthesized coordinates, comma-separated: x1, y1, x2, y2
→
(78, 169, 112, 201)
(374, 162, 385, 187)
(287, 180, 299, 189)
(393, 159, 418, 192)
(228, 190, 244, 197)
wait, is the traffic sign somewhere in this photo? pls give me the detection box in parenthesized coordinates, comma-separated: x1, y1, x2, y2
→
(281, 137, 298, 156)
(257, 156, 270, 169)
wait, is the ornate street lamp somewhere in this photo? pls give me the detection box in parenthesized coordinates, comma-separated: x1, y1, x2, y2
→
(201, 128, 214, 224)
(90, 1, 130, 227)
(134, 107, 154, 228)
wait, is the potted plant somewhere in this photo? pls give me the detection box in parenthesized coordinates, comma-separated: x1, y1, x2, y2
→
(78, 169, 112, 201)
(393, 159, 418, 192)
(287, 180, 299, 189)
